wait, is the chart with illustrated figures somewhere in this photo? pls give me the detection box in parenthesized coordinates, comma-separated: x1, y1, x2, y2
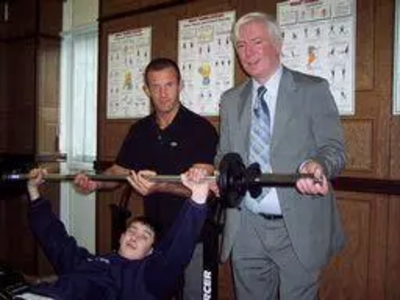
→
(107, 27, 152, 119)
(278, 0, 355, 115)
(178, 11, 236, 116)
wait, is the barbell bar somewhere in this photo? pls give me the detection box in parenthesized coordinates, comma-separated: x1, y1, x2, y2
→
(148, 173, 316, 184)
(0, 152, 321, 208)
(1, 172, 314, 184)
(2, 173, 128, 182)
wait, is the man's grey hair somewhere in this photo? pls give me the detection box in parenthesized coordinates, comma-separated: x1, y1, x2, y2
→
(231, 12, 283, 48)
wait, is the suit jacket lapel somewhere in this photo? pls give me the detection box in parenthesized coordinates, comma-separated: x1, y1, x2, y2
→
(236, 81, 253, 165)
(271, 67, 298, 153)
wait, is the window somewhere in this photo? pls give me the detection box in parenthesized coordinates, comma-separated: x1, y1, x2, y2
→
(59, 25, 98, 252)
(60, 25, 98, 170)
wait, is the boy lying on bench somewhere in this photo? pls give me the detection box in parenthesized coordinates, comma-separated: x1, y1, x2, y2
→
(17, 167, 210, 300)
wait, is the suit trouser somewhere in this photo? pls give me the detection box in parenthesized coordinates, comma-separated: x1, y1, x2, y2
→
(182, 243, 203, 300)
(231, 208, 319, 300)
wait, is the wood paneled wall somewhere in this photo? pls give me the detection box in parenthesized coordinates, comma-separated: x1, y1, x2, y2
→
(0, 0, 62, 276)
(6, 39, 36, 153)
(0, 0, 62, 155)
(0, 41, 8, 152)
(93, 0, 400, 299)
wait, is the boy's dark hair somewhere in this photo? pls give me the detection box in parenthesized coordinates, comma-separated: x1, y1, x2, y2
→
(126, 216, 160, 243)
(144, 57, 181, 86)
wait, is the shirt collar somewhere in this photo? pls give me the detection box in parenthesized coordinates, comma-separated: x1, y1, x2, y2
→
(152, 104, 183, 132)
(252, 65, 283, 97)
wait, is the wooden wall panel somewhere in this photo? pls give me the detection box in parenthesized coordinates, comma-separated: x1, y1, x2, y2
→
(0, 112, 7, 152)
(99, 123, 131, 160)
(5, 39, 36, 153)
(101, 0, 143, 18)
(37, 38, 61, 154)
(185, 0, 232, 16)
(342, 120, 374, 172)
(97, 192, 120, 254)
(390, 119, 400, 178)
(101, 0, 187, 20)
(0, 41, 5, 99)
(0, 42, 7, 152)
(320, 196, 371, 299)
(387, 195, 400, 300)
(321, 192, 389, 299)
(143, 5, 187, 58)
(0, 0, 62, 279)
(0, 200, 5, 260)
(371, 0, 394, 178)
(387, 100, 400, 300)
(7, 104, 35, 153)
(355, 0, 375, 91)
(1, 0, 37, 39)
(0, 0, 62, 38)
(38, 0, 63, 36)
(37, 112, 58, 153)
(0, 195, 37, 274)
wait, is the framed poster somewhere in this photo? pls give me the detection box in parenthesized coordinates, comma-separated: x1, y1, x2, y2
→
(278, 0, 356, 115)
(178, 11, 236, 116)
(107, 27, 152, 119)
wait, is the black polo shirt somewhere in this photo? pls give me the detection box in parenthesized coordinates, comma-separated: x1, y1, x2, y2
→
(116, 105, 218, 237)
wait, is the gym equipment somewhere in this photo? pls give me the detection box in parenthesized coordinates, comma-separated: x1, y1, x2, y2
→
(0, 152, 318, 208)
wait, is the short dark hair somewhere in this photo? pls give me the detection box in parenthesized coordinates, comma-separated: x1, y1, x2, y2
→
(144, 57, 181, 86)
(126, 216, 160, 243)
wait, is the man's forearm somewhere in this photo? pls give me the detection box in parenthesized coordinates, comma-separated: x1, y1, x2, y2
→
(151, 163, 214, 197)
(96, 164, 130, 190)
(153, 182, 192, 197)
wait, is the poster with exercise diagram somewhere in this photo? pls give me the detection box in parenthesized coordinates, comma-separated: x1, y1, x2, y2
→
(178, 11, 235, 116)
(107, 27, 152, 119)
(278, 0, 355, 115)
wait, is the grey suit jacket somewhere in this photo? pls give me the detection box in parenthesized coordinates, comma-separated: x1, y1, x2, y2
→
(216, 66, 346, 271)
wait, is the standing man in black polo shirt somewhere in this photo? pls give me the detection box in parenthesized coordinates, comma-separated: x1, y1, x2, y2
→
(75, 57, 218, 300)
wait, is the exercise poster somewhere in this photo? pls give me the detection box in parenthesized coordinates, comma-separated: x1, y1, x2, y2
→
(178, 11, 236, 116)
(107, 27, 152, 119)
(278, 0, 356, 115)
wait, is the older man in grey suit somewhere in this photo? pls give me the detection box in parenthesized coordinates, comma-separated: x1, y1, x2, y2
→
(215, 12, 346, 300)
